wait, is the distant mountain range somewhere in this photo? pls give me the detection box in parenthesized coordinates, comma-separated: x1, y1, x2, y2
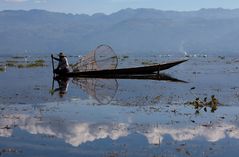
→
(1, 8, 239, 55)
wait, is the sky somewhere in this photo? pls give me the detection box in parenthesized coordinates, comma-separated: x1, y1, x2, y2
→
(1, 0, 239, 15)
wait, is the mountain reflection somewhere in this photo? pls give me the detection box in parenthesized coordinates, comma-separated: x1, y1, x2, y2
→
(0, 112, 239, 147)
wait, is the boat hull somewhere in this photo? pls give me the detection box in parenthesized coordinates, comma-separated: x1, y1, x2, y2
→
(56, 59, 188, 77)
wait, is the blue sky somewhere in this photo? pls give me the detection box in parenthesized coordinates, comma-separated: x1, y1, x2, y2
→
(1, 0, 239, 15)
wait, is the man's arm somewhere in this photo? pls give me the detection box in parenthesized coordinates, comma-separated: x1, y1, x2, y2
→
(51, 54, 60, 61)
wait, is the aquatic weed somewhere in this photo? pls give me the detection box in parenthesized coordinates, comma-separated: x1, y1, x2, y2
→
(187, 95, 220, 113)
(6, 60, 18, 64)
(11, 56, 26, 59)
(4, 58, 46, 68)
(0, 67, 4, 72)
(120, 55, 129, 61)
(17, 64, 25, 68)
(16, 59, 46, 68)
(34, 59, 45, 64)
(26, 62, 45, 68)
(6, 63, 16, 67)
(141, 61, 157, 65)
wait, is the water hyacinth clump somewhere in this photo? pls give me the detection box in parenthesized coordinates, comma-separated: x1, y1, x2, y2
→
(187, 95, 220, 113)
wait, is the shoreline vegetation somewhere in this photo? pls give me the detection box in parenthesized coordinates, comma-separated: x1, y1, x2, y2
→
(3, 59, 46, 69)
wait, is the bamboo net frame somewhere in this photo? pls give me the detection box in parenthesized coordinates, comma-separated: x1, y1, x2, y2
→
(72, 45, 118, 72)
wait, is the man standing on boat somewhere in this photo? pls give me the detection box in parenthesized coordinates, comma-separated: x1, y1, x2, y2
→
(51, 52, 70, 74)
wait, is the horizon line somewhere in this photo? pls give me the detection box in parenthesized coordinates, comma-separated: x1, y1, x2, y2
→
(1, 7, 239, 16)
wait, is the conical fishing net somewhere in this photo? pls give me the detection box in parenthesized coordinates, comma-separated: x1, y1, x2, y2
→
(72, 45, 118, 72)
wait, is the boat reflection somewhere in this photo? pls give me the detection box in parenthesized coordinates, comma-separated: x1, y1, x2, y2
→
(52, 73, 186, 104)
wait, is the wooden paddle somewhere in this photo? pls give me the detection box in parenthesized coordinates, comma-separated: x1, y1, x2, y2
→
(51, 54, 55, 76)
(50, 54, 55, 95)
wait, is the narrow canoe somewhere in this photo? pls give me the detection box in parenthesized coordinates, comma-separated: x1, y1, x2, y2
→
(56, 59, 188, 77)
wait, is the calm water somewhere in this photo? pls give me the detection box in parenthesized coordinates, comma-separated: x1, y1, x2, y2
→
(0, 55, 239, 157)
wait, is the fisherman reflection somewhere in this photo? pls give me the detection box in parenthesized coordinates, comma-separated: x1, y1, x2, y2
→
(53, 77, 69, 97)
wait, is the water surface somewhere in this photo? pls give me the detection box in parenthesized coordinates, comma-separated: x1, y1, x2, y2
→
(0, 55, 239, 157)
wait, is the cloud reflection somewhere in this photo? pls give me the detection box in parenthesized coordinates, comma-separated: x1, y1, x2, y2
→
(1, 113, 239, 147)
(144, 123, 239, 145)
(0, 114, 128, 146)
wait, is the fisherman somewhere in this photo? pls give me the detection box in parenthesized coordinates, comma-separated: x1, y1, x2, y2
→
(51, 52, 70, 74)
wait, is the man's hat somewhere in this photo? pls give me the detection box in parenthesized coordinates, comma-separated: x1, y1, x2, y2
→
(58, 52, 66, 57)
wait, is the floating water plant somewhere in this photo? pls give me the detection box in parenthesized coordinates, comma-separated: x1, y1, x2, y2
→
(4, 59, 46, 68)
(6, 63, 16, 67)
(187, 95, 220, 113)
(11, 56, 26, 59)
(120, 55, 129, 61)
(5, 60, 18, 67)
(17, 64, 25, 68)
(141, 61, 157, 65)
(26, 60, 46, 68)
(6, 60, 18, 64)
(0, 66, 4, 72)
(218, 56, 225, 60)
(122, 55, 129, 59)
(34, 59, 45, 64)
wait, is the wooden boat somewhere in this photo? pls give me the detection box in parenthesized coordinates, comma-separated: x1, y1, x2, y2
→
(55, 59, 188, 77)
